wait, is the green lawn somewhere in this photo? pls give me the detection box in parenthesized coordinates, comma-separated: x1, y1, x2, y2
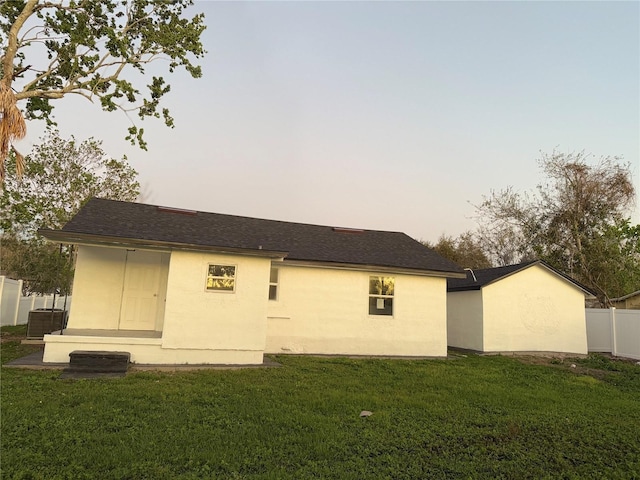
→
(1, 326, 639, 480)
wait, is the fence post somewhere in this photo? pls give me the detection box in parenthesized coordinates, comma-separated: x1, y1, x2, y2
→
(0, 276, 5, 326)
(610, 307, 617, 357)
(12, 280, 23, 326)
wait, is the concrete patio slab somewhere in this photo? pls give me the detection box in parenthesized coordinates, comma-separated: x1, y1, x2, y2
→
(4, 349, 281, 372)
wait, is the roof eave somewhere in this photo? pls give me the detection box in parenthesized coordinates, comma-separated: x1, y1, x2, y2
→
(478, 261, 538, 288)
(472, 260, 597, 297)
(609, 290, 640, 302)
(535, 261, 598, 297)
(38, 229, 289, 259)
(447, 285, 482, 292)
(277, 259, 467, 278)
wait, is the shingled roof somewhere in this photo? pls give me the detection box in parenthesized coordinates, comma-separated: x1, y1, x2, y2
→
(447, 260, 594, 295)
(41, 198, 465, 276)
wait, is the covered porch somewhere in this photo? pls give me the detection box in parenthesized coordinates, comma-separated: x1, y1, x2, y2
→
(43, 328, 164, 364)
(42, 328, 266, 365)
(54, 328, 163, 338)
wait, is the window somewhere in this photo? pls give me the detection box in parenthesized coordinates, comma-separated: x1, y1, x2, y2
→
(369, 276, 394, 316)
(269, 267, 279, 300)
(206, 264, 236, 292)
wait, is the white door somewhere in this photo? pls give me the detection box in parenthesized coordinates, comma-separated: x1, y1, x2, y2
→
(119, 250, 162, 331)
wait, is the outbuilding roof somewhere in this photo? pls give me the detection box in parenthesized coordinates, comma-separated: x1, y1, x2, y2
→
(447, 260, 595, 295)
(610, 290, 640, 302)
(40, 198, 465, 276)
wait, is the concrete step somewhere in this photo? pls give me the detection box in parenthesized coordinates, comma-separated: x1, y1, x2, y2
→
(67, 350, 130, 373)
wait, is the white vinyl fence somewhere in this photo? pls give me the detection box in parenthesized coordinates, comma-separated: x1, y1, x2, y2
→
(586, 308, 640, 360)
(0, 276, 72, 327)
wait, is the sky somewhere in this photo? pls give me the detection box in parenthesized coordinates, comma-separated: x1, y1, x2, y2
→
(16, 0, 640, 242)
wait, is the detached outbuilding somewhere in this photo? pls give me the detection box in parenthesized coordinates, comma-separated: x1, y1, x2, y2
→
(39, 198, 465, 365)
(447, 261, 592, 354)
(611, 290, 640, 310)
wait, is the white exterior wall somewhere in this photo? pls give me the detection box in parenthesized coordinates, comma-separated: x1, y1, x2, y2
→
(482, 265, 588, 354)
(160, 251, 271, 364)
(447, 290, 483, 351)
(45, 245, 448, 364)
(66, 246, 170, 330)
(66, 246, 128, 330)
(265, 265, 448, 357)
(45, 246, 269, 365)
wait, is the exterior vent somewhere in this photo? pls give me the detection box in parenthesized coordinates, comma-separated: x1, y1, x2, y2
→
(332, 227, 364, 234)
(157, 206, 197, 216)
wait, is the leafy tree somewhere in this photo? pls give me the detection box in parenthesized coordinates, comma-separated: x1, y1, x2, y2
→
(475, 151, 636, 305)
(0, 236, 74, 295)
(0, 0, 206, 180)
(1, 130, 139, 236)
(473, 196, 538, 267)
(0, 130, 140, 293)
(583, 219, 640, 300)
(423, 232, 492, 269)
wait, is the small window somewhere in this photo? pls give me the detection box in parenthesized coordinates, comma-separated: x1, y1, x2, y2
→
(369, 276, 394, 316)
(269, 267, 279, 300)
(206, 264, 236, 292)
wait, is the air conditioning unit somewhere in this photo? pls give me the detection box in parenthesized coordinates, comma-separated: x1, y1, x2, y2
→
(26, 309, 68, 339)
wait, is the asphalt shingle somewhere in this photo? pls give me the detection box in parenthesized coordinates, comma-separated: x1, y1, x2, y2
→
(447, 260, 595, 295)
(447, 261, 538, 291)
(54, 198, 464, 275)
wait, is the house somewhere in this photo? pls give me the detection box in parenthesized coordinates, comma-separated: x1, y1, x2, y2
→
(610, 290, 640, 310)
(39, 198, 465, 365)
(446, 261, 592, 354)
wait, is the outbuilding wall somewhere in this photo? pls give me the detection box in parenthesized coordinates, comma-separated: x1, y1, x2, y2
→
(265, 264, 448, 357)
(482, 265, 588, 354)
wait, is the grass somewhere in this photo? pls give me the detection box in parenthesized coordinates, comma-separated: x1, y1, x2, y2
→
(1, 326, 639, 479)
(0, 325, 42, 365)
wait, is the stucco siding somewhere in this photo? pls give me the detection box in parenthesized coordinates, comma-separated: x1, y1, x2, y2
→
(447, 290, 483, 351)
(265, 265, 447, 357)
(161, 251, 270, 353)
(66, 246, 170, 331)
(49, 246, 448, 364)
(482, 265, 587, 354)
(67, 245, 128, 330)
(47, 247, 268, 365)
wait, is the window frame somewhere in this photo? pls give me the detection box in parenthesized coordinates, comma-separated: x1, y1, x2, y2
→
(368, 275, 395, 317)
(205, 263, 237, 293)
(268, 266, 279, 301)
